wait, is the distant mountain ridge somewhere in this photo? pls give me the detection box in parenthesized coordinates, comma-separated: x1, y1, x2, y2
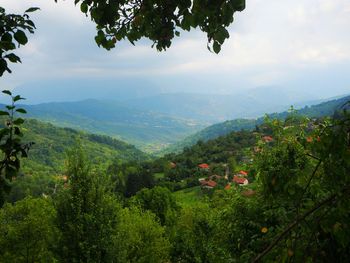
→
(5, 88, 348, 153)
(15, 99, 205, 153)
(162, 94, 350, 154)
(125, 87, 337, 122)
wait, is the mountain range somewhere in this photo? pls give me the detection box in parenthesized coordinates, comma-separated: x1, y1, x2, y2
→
(20, 99, 204, 152)
(5, 87, 348, 153)
(163, 94, 350, 154)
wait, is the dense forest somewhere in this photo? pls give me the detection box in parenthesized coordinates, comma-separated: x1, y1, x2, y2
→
(0, 88, 349, 262)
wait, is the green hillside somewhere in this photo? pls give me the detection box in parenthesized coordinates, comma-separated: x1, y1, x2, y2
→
(19, 119, 149, 177)
(164, 95, 350, 154)
(19, 99, 204, 153)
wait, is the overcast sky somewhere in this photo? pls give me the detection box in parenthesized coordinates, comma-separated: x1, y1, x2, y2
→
(1, 0, 350, 102)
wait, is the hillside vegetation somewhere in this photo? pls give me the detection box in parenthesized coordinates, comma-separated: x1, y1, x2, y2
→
(164, 95, 350, 153)
(20, 118, 149, 175)
(1, 95, 349, 262)
(20, 99, 205, 152)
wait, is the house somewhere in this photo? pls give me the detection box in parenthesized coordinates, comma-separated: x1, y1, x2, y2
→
(198, 163, 210, 169)
(200, 179, 217, 189)
(233, 175, 249, 185)
(169, 162, 177, 168)
(239, 170, 248, 176)
(262, 135, 273, 143)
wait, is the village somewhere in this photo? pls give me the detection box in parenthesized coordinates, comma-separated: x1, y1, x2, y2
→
(198, 163, 249, 190)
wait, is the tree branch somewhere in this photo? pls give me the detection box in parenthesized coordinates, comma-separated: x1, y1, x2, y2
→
(251, 187, 349, 263)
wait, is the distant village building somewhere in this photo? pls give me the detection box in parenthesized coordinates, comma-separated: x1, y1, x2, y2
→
(262, 135, 273, 143)
(233, 175, 249, 185)
(198, 163, 210, 169)
(200, 180, 217, 189)
(239, 170, 248, 176)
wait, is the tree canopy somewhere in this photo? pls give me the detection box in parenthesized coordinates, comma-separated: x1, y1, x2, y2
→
(0, 1, 245, 77)
(72, 0, 245, 52)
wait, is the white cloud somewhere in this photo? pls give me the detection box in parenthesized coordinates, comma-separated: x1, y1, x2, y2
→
(0, 0, 349, 97)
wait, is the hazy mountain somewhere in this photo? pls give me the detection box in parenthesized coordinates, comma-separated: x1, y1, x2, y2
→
(19, 99, 205, 152)
(125, 87, 334, 122)
(162, 95, 350, 154)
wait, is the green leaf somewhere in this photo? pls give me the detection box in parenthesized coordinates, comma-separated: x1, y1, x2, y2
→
(16, 108, 27, 114)
(6, 105, 15, 110)
(25, 7, 40, 13)
(14, 30, 28, 45)
(80, 3, 88, 13)
(5, 53, 21, 63)
(13, 95, 25, 102)
(2, 90, 12, 96)
(213, 41, 221, 54)
(215, 27, 229, 45)
(1, 32, 12, 42)
(0, 111, 9, 116)
(232, 0, 246, 12)
(13, 118, 25, 125)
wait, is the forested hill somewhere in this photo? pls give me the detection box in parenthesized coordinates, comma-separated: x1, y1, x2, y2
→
(19, 119, 149, 177)
(164, 94, 350, 154)
(16, 99, 204, 152)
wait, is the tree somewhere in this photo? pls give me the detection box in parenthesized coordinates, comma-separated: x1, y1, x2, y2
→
(0, 7, 37, 76)
(124, 164, 154, 197)
(71, 0, 245, 53)
(1, 0, 246, 77)
(0, 90, 32, 207)
(130, 186, 179, 226)
(0, 197, 58, 262)
(170, 205, 227, 262)
(113, 207, 170, 263)
(55, 143, 120, 262)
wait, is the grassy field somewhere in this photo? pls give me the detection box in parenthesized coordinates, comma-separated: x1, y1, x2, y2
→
(173, 186, 206, 208)
(153, 173, 165, 180)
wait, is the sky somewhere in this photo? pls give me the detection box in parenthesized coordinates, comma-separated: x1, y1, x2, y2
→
(1, 0, 350, 103)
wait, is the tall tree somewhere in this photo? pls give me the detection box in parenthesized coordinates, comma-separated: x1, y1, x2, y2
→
(55, 143, 120, 262)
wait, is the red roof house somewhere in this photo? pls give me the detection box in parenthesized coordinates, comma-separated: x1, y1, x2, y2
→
(262, 136, 273, 142)
(206, 180, 217, 188)
(239, 170, 248, 176)
(200, 180, 217, 188)
(198, 163, 210, 169)
(233, 175, 249, 185)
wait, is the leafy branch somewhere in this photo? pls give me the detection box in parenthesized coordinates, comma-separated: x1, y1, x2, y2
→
(0, 90, 33, 206)
(0, 6, 39, 76)
(252, 186, 350, 262)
